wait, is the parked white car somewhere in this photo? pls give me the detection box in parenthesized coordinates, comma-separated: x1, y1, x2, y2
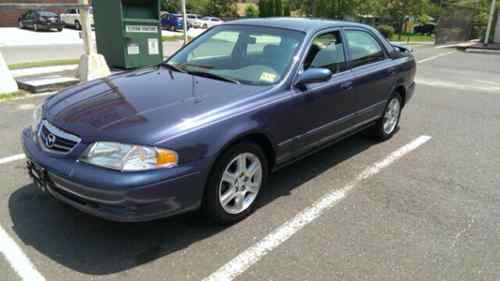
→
(186, 14, 202, 28)
(200, 17, 224, 28)
(60, 8, 94, 30)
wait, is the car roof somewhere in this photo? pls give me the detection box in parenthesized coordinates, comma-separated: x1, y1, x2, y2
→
(225, 17, 369, 33)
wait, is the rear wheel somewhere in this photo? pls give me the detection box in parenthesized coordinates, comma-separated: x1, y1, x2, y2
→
(202, 142, 268, 225)
(371, 93, 402, 140)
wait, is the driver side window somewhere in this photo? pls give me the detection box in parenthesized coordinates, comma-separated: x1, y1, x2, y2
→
(304, 31, 346, 74)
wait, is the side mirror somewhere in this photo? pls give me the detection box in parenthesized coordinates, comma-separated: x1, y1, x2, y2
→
(295, 68, 332, 87)
(390, 44, 413, 58)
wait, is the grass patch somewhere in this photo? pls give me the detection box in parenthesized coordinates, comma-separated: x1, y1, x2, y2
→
(8, 59, 80, 70)
(391, 33, 434, 42)
(0, 90, 29, 102)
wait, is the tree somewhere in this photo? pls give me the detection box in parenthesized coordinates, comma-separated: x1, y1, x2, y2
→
(274, 0, 283, 16)
(161, 0, 179, 12)
(245, 4, 259, 17)
(283, 1, 291, 16)
(258, 0, 274, 17)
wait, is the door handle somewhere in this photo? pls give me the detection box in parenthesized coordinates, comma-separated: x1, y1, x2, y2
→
(340, 81, 353, 90)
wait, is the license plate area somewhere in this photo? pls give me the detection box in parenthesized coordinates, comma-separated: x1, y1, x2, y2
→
(26, 160, 49, 192)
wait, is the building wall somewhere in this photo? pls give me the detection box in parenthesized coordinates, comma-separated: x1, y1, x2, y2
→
(0, 0, 80, 27)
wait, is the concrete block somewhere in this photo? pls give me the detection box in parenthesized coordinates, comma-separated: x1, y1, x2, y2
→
(0, 51, 18, 95)
(17, 74, 79, 93)
(79, 53, 111, 82)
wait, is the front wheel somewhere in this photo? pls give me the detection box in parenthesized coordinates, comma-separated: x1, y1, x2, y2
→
(202, 142, 268, 225)
(371, 93, 402, 140)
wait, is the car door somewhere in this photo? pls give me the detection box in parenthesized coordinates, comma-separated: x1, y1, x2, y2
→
(344, 28, 397, 123)
(293, 30, 357, 152)
(24, 11, 33, 27)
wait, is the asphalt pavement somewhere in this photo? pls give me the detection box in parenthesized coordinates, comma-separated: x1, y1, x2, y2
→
(0, 45, 499, 281)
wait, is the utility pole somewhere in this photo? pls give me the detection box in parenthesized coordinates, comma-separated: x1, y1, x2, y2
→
(80, 1, 94, 55)
(182, 0, 188, 45)
(485, 0, 497, 45)
(78, 0, 110, 81)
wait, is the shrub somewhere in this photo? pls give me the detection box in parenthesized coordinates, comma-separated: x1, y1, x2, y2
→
(377, 25, 395, 39)
(245, 4, 259, 18)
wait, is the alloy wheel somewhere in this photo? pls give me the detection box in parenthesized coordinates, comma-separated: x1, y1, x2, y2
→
(218, 152, 262, 215)
(383, 97, 401, 134)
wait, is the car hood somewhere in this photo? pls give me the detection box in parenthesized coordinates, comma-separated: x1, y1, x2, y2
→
(45, 67, 268, 145)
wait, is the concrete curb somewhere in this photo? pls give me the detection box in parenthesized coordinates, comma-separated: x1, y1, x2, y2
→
(11, 65, 78, 78)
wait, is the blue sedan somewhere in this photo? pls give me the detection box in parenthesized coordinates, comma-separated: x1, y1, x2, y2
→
(23, 18, 416, 224)
(161, 12, 184, 31)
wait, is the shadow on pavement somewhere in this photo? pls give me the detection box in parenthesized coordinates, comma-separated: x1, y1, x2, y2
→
(9, 134, 376, 275)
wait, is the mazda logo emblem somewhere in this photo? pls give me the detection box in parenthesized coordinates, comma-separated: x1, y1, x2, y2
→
(45, 134, 56, 148)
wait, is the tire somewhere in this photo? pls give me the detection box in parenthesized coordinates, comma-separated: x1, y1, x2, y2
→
(371, 92, 403, 140)
(203, 24, 208, 29)
(57, 27, 63, 32)
(75, 20, 81, 30)
(202, 142, 269, 225)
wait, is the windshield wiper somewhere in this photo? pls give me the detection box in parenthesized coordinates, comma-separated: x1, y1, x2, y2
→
(186, 70, 240, 84)
(159, 62, 186, 73)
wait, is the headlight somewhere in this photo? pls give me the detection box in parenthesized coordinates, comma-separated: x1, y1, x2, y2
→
(32, 104, 43, 133)
(80, 142, 178, 172)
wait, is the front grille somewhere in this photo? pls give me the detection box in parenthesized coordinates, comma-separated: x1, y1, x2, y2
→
(38, 120, 81, 154)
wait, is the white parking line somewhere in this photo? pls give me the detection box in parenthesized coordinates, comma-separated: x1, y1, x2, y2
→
(0, 154, 25, 165)
(416, 78, 500, 93)
(0, 226, 45, 281)
(417, 51, 455, 64)
(203, 135, 432, 281)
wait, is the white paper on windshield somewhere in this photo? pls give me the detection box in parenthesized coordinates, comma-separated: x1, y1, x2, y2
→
(259, 72, 277, 83)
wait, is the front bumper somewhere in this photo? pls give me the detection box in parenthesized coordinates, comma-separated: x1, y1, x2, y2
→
(22, 128, 209, 222)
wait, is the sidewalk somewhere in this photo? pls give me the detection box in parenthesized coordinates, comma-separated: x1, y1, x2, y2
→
(0, 28, 83, 47)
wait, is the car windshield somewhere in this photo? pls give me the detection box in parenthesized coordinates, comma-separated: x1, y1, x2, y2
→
(167, 25, 304, 85)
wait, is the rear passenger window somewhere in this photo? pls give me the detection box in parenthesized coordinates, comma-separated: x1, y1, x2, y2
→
(345, 30, 385, 68)
(304, 31, 346, 74)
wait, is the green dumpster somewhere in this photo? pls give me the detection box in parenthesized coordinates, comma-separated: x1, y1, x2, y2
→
(93, 0, 163, 69)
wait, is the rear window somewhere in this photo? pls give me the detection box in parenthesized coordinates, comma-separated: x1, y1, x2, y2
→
(38, 11, 57, 17)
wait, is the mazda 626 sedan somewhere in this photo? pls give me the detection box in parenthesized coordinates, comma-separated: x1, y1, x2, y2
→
(23, 18, 416, 224)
